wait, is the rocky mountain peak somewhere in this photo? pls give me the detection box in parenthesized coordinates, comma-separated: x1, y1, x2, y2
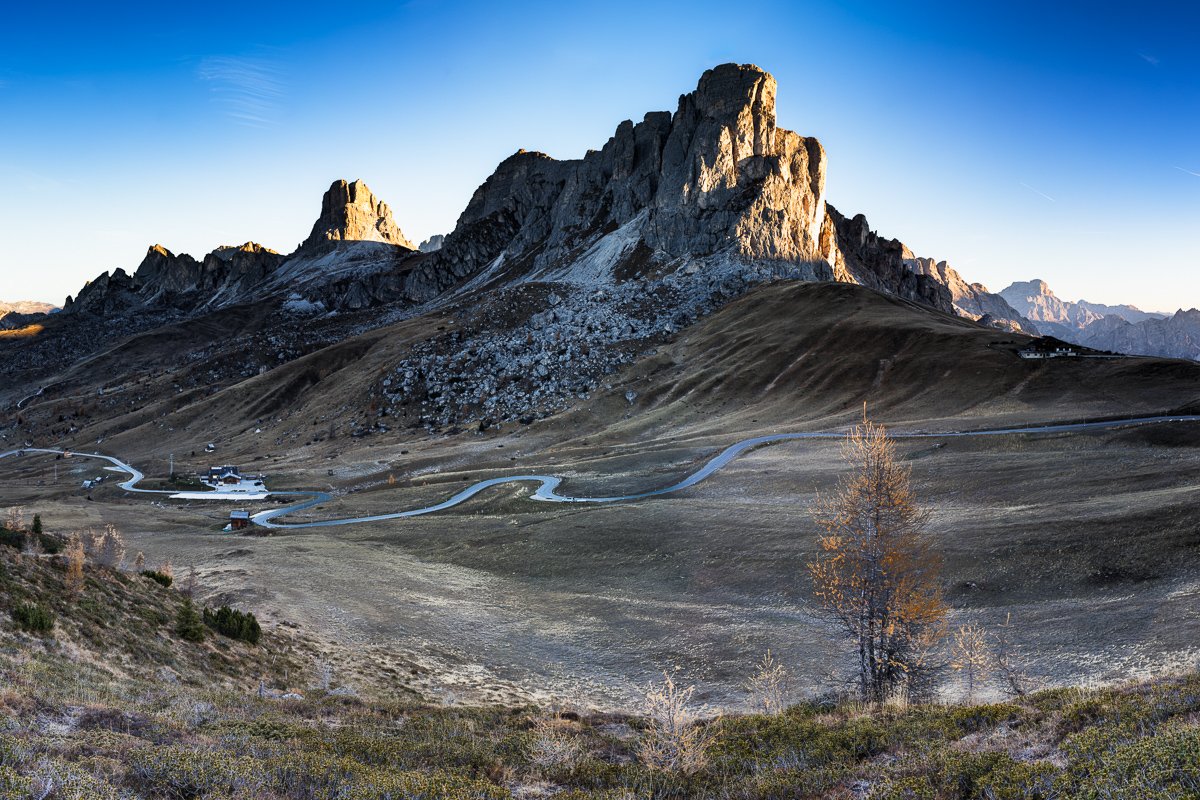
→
(432, 61, 835, 295)
(212, 241, 279, 259)
(690, 62, 776, 152)
(1000, 278, 1101, 331)
(301, 178, 415, 251)
(1005, 278, 1053, 296)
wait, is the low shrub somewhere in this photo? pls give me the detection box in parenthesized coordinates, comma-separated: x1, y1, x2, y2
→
(0, 529, 61, 554)
(11, 602, 54, 634)
(140, 569, 173, 588)
(203, 604, 261, 645)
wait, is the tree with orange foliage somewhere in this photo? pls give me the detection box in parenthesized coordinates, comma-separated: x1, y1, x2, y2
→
(808, 419, 948, 703)
(64, 534, 86, 597)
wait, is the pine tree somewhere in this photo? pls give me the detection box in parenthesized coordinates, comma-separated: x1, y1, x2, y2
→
(175, 599, 206, 642)
(30, 514, 42, 536)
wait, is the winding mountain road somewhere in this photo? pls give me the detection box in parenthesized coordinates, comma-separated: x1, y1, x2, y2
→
(2, 414, 1198, 530)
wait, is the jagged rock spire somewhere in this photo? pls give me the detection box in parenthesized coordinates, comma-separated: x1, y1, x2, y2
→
(301, 179, 414, 251)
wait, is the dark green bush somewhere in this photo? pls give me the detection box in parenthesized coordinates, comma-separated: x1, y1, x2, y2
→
(140, 570, 173, 588)
(12, 602, 54, 634)
(203, 605, 261, 645)
(175, 599, 206, 642)
(0, 529, 61, 553)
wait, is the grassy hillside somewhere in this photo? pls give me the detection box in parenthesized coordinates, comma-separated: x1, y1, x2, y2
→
(1, 527, 1199, 798)
(12, 280, 1200, 471)
(568, 281, 1200, 443)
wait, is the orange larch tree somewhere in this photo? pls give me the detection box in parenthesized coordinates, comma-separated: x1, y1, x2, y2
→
(808, 419, 948, 703)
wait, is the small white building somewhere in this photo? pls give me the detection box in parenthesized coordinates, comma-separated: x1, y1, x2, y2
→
(1019, 345, 1080, 359)
(198, 465, 268, 495)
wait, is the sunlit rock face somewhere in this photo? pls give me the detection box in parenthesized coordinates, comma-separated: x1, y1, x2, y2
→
(424, 63, 837, 289)
(300, 179, 415, 251)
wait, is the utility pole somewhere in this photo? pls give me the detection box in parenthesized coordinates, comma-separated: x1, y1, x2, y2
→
(169, 453, 174, 481)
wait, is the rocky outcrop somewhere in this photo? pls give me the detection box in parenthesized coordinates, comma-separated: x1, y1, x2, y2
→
(53, 65, 1041, 330)
(62, 268, 143, 316)
(418, 235, 445, 253)
(200, 242, 287, 300)
(63, 242, 287, 316)
(823, 207, 954, 313)
(300, 179, 415, 251)
(59, 177, 424, 316)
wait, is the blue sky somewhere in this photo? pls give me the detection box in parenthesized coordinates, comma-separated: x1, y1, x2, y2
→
(1, 0, 1197, 312)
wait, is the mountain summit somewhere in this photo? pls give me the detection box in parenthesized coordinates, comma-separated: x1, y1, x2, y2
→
(300, 179, 414, 251)
(428, 62, 836, 287)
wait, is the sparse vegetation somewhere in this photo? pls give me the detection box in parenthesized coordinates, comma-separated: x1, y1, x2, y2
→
(746, 649, 791, 715)
(63, 533, 85, 596)
(0, 636, 1195, 798)
(637, 671, 717, 775)
(0, 487, 1195, 797)
(951, 621, 992, 704)
(11, 601, 54, 634)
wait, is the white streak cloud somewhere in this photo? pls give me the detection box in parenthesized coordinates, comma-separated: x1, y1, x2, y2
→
(1019, 182, 1056, 202)
(197, 55, 286, 127)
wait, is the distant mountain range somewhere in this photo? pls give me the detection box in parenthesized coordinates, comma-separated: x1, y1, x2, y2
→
(997, 280, 1200, 360)
(0, 300, 58, 330)
(0, 300, 57, 316)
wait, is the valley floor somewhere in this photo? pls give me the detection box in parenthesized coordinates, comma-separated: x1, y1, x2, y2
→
(3, 414, 1199, 710)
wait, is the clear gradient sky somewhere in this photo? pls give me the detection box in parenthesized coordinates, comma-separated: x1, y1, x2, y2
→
(1, 1, 1197, 312)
